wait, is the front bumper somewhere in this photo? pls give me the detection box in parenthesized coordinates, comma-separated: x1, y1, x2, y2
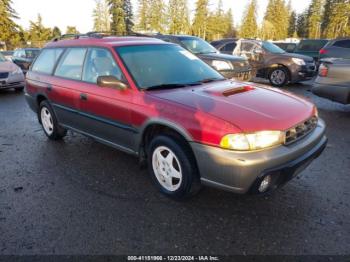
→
(191, 119, 327, 194)
(0, 73, 25, 90)
(290, 63, 317, 82)
(220, 68, 252, 82)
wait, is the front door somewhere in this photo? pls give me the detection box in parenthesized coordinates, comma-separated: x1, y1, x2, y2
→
(74, 48, 135, 152)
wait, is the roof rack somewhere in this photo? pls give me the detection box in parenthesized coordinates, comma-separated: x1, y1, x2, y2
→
(51, 31, 153, 42)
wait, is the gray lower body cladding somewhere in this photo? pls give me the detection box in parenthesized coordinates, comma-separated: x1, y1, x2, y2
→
(191, 119, 327, 194)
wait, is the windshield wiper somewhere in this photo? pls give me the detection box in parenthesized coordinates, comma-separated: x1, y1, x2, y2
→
(199, 77, 226, 84)
(144, 83, 193, 91)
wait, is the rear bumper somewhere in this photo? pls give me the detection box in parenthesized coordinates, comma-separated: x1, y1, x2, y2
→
(191, 119, 327, 194)
(312, 82, 350, 104)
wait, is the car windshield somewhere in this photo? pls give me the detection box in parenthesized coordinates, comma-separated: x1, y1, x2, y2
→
(25, 49, 40, 59)
(179, 37, 218, 55)
(262, 42, 286, 54)
(0, 53, 6, 62)
(116, 44, 225, 90)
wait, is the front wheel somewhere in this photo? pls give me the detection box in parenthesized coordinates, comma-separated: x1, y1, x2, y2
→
(268, 67, 289, 87)
(147, 135, 201, 200)
(39, 100, 67, 140)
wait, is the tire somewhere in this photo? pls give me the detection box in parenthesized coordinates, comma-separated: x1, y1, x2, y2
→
(268, 67, 289, 87)
(39, 100, 67, 140)
(14, 86, 24, 92)
(147, 135, 201, 200)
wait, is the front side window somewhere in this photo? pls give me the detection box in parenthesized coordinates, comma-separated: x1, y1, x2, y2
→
(116, 44, 224, 89)
(83, 48, 123, 84)
(262, 42, 285, 54)
(179, 37, 218, 55)
(223, 43, 236, 52)
(55, 48, 87, 80)
(32, 48, 63, 74)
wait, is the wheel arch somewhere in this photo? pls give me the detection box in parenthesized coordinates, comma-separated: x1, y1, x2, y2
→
(137, 119, 195, 163)
(268, 63, 291, 80)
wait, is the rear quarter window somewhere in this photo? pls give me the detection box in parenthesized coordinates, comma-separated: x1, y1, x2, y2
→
(333, 40, 350, 48)
(32, 48, 64, 74)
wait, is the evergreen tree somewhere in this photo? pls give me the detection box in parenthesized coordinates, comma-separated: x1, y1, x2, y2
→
(136, 0, 149, 31)
(224, 8, 237, 38)
(321, 0, 333, 34)
(168, 0, 190, 35)
(52, 26, 62, 39)
(307, 0, 323, 38)
(239, 0, 258, 38)
(0, 0, 20, 49)
(192, 0, 209, 39)
(93, 0, 110, 32)
(27, 14, 53, 47)
(288, 11, 297, 37)
(296, 10, 309, 38)
(263, 0, 289, 40)
(65, 26, 79, 35)
(109, 0, 127, 35)
(123, 0, 133, 34)
(323, 0, 350, 38)
(149, 0, 166, 33)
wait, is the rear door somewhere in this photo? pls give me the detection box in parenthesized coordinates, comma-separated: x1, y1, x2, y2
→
(50, 47, 88, 129)
(73, 47, 134, 152)
(27, 47, 80, 127)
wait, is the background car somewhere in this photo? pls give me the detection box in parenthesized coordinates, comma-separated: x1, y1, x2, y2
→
(233, 39, 317, 87)
(0, 51, 14, 61)
(319, 38, 350, 60)
(273, 42, 298, 53)
(0, 52, 25, 91)
(210, 38, 238, 55)
(294, 39, 329, 62)
(12, 48, 40, 74)
(312, 58, 350, 104)
(152, 34, 252, 81)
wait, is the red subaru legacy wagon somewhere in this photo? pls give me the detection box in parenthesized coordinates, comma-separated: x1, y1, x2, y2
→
(25, 34, 327, 199)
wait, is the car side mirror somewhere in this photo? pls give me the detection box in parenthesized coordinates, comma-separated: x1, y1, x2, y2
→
(97, 76, 128, 90)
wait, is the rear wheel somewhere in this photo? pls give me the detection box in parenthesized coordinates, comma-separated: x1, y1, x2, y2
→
(147, 135, 201, 200)
(268, 67, 289, 87)
(39, 100, 67, 140)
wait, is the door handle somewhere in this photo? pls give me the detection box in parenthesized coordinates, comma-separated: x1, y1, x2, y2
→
(80, 93, 88, 101)
(47, 84, 53, 92)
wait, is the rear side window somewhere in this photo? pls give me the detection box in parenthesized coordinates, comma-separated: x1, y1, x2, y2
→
(223, 43, 236, 52)
(55, 48, 87, 80)
(333, 40, 350, 48)
(32, 48, 63, 74)
(82, 48, 123, 84)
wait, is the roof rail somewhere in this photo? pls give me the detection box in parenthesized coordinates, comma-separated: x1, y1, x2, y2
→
(51, 31, 159, 42)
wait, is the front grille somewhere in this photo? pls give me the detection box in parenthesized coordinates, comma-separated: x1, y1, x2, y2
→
(0, 72, 9, 79)
(285, 117, 318, 145)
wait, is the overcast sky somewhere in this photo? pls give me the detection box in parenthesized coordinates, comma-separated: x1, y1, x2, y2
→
(12, 0, 311, 33)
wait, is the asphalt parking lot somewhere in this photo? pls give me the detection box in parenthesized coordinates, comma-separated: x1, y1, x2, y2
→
(0, 80, 349, 255)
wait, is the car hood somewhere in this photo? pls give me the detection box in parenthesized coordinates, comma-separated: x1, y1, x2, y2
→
(148, 80, 315, 132)
(198, 52, 247, 62)
(280, 52, 314, 62)
(0, 61, 19, 72)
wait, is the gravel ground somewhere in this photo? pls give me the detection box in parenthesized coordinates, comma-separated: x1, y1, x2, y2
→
(0, 80, 349, 255)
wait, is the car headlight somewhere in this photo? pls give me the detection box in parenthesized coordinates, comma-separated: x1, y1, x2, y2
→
(212, 60, 233, 71)
(220, 131, 285, 151)
(292, 58, 306, 66)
